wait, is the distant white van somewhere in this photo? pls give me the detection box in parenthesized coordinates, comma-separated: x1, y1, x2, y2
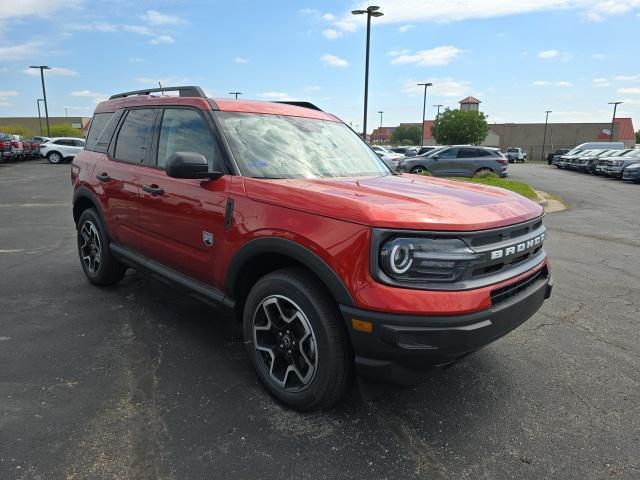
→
(566, 142, 625, 156)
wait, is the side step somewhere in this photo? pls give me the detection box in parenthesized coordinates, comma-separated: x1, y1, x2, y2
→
(110, 243, 235, 310)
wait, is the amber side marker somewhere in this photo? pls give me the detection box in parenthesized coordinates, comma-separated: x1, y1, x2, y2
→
(351, 319, 373, 333)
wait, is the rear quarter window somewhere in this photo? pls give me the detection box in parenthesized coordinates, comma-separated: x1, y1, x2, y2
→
(85, 113, 114, 151)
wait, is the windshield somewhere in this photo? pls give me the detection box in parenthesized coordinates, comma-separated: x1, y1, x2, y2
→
(421, 147, 447, 158)
(216, 112, 390, 179)
(622, 149, 640, 157)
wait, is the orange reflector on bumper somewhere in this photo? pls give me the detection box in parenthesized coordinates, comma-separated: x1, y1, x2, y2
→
(351, 319, 372, 333)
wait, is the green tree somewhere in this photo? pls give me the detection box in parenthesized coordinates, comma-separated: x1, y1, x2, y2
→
(431, 108, 489, 145)
(50, 124, 84, 138)
(391, 124, 421, 145)
(0, 124, 34, 138)
(635, 130, 640, 144)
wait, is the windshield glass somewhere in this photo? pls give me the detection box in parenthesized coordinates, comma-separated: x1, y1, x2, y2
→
(421, 147, 447, 158)
(622, 150, 640, 157)
(216, 112, 390, 179)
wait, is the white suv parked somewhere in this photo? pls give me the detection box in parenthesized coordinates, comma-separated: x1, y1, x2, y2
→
(40, 137, 86, 164)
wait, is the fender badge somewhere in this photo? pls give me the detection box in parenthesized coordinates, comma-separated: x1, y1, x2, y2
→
(202, 231, 214, 247)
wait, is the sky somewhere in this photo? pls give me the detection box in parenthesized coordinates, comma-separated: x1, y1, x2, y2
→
(1, 0, 639, 133)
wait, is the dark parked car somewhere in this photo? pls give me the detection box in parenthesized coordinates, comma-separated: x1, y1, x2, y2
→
(547, 149, 569, 165)
(398, 146, 508, 177)
(604, 158, 640, 178)
(621, 161, 640, 182)
(390, 146, 418, 157)
(0, 133, 14, 163)
(572, 149, 618, 172)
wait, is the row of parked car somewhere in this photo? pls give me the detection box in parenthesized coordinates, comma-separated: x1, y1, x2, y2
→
(0, 133, 86, 164)
(370, 144, 509, 177)
(550, 142, 640, 183)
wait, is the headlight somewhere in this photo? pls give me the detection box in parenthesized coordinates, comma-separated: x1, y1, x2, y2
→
(379, 237, 476, 283)
(626, 163, 640, 170)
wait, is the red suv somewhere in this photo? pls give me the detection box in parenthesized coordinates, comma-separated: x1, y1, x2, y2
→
(72, 86, 552, 411)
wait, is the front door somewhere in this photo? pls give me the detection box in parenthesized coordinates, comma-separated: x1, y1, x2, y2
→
(135, 107, 230, 288)
(429, 147, 458, 176)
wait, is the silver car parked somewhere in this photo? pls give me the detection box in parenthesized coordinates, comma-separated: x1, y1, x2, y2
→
(397, 146, 509, 177)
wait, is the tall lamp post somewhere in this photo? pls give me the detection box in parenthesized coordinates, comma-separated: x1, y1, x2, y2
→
(608, 101, 622, 141)
(417, 82, 432, 148)
(541, 110, 552, 162)
(36, 98, 44, 136)
(377, 110, 383, 143)
(433, 104, 443, 143)
(229, 91, 242, 99)
(29, 66, 51, 137)
(352, 5, 384, 141)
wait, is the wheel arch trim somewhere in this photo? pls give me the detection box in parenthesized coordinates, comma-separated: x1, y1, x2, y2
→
(225, 237, 355, 307)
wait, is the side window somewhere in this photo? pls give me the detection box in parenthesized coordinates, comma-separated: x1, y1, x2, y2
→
(85, 113, 113, 151)
(114, 109, 157, 163)
(73, 139, 85, 147)
(156, 108, 220, 169)
(458, 148, 482, 158)
(438, 148, 458, 159)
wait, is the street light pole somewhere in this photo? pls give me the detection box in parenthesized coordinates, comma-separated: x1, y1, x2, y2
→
(377, 110, 383, 143)
(29, 66, 51, 137)
(417, 83, 432, 148)
(229, 92, 242, 99)
(352, 6, 384, 142)
(36, 99, 44, 136)
(542, 110, 552, 162)
(608, 101, 622, 141)
(64, 107, 69, 118)
(433, 104, 443, 144)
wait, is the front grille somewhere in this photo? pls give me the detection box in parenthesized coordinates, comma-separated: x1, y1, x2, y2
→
(490, 266, 548, 305)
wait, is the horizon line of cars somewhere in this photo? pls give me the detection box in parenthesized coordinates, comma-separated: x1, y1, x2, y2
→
(550, 141, 640, 183)
(0, 133, 86, 165)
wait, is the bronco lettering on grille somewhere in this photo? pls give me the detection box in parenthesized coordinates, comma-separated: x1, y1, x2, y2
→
(490, 233, 545, 260)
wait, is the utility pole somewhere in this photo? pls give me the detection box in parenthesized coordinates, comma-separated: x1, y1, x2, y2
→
(29, 66, 51, 137)
(608, 101, 623, 141)
(229, 92, 242, 99)
(417, 83, 432, 148)
(64, 107, 69, 118)
(542, 110, 552, 162)
(377, 110, 383, 143)
(352, 6, 384, 141)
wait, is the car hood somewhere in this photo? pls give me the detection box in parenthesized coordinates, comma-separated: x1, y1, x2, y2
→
(243, 174, 542, 231)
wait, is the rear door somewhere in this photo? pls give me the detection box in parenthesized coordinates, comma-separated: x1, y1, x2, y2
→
(95, 108, 158, 248)
(456, 147, 491, 176)
(135, 107, 231, 288)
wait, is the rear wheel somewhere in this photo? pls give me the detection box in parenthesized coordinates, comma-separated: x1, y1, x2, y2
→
(243, 268, 352, 411)
(47, 151, 63, 164)
(475, 167, 494, 176)
(77, 208, 126, 286)
(410, 165, 427, 175)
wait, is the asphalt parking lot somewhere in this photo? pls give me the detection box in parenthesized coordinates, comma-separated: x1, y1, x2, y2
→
(1, 159, 639, 480)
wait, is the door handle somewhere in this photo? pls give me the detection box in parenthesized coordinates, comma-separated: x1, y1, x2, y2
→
(143, 184, 165, 196)
(96, 173, 111, 182)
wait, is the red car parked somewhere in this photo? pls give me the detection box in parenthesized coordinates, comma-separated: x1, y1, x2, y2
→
(72, 86, 552, 411)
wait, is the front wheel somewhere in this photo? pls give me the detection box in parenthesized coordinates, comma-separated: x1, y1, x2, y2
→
(243, 268, 352, 411)
(77, 209, 126, 286)
(410, 165, 427, 175)
(47, 151, 63, 164)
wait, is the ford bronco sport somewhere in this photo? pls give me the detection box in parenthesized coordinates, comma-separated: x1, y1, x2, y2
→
(72, 86, 553, 411)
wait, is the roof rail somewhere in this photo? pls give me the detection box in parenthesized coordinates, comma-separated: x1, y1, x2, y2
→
(109, 85, 207, 100)
(275, 101, 323, 112)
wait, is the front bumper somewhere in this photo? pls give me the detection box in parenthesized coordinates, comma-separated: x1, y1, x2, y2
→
(340, 272, 553, 387)
(606, 167, 623, 178)
(622, 168, 640, 181)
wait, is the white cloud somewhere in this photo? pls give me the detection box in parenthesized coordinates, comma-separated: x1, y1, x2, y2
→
(0, 0, 81, 19)
(70, 90, 106, 98)
(398, 24, 414, 32)
(321, 54, 348, 68)
(556, 81, 573, 87)
(532, 80, 573, 87)
(614, 74, 640, 81)
(621, 97, 640, 105)
(304, 85, 323, 91)
(0, 42, 41, 60)
(0, 91, 19, 106)
(233, 57, 249, 64)
(592, 53, 605, 59)
(390, 46, 462, 67)
(533, 80, 551, 86)
(538, 49, 559, 59)
(142, 10, 186, 26)
(322, 13, 335, 21)
(258, 92, 294, 101)
(69, 22, 118, 33)
(402, 78, 471, 98)
(149, 35, 174, 45)
(336, 1, 640, 27)
(619, 87, 640, 94)
(23, 66, 78, 76)
(593, 78, 611, 86)
(323, 29, 343, 39)
(387, 49, 411, 57)
(333, 19, 358, 32)
(129, 57, 147, 63)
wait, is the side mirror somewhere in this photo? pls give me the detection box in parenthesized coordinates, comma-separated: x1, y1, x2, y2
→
(165, 152, 223, 180)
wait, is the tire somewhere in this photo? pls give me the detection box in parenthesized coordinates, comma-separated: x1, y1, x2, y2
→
(410, 165, 427, 175)
(76, 208, 126, 286)
(243, 267, 352, 411)
(474, 167, 494, 176)
(47, 151, 63, 164)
